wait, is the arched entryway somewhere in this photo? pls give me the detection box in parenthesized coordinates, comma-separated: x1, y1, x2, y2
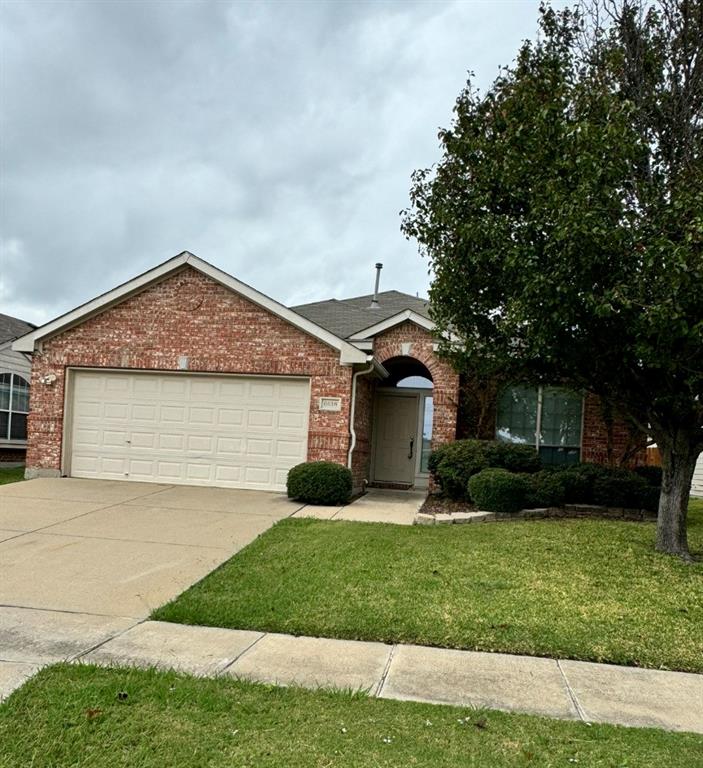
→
(371, 356, 434, 488)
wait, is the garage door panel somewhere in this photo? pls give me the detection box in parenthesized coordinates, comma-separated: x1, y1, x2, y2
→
(189, 407, 215, 425)
(219, 409, 244, 426)
(69, 371, 310, 491)
(278, 411, 306, 429)
(186, 435, 213, 452)
(105, 403, 129, 420)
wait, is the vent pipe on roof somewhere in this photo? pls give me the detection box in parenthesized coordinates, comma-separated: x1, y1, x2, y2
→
(369, 263, 383, 308)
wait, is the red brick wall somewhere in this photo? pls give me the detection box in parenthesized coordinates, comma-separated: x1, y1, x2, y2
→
(581, 393, 648, 467)
(26, 267, 353, 474)
(350, 374, 375, 489)
(372, 322, 459, 449)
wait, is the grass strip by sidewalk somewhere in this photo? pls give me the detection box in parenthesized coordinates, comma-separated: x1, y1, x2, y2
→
(153, 500, 703, 673)
(0, 466, 24, 485)
(1, 664, 701, 768)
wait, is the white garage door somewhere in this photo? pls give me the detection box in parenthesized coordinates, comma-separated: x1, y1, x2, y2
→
(68, 370, 310, 491)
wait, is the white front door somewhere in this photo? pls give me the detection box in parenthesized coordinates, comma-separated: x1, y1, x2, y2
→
(68, 370, 310, 491)
(373, 393, 419, 484)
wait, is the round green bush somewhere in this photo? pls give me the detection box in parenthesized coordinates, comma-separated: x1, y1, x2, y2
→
(483, 442, 543, 474)
(428, 440, 488, 501)
(286, 461, 352, 505)
(428, 439, 540, 501)
(468, 468, 529, 514)
(524, 469, 567, 508)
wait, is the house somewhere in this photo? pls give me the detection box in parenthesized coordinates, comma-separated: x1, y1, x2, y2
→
(12, 252, 645, 493)
(692, 456, 703, 498)
(0, 313, 35, 463)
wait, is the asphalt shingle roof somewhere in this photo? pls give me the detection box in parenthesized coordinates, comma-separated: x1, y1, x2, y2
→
(291, 290, 431, 339)
(0, 313, 35, 345)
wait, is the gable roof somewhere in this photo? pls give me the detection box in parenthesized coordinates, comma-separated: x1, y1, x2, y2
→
(0, 313, 36, 345)
(292, 290, 432, 340)
(12, 252, 368, 364)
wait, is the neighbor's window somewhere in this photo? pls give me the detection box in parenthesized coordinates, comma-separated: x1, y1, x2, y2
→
(496, 385, 582, 466)
(0, 373, 29, 441)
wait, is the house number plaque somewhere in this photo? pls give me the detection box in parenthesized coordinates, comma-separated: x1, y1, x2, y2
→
(319, 397, 342, 412)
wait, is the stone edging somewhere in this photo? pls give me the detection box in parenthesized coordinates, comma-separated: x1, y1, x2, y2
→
(415, 504, 658, 526)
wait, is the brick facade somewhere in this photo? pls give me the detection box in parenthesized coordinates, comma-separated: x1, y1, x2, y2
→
(350, 374, 375, 490)
(26, 267, 353, 474)
(580, 393, 648, 467)
(24, 264, 639, 489)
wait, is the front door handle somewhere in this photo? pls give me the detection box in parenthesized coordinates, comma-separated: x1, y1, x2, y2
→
(408, 437, 414, 460)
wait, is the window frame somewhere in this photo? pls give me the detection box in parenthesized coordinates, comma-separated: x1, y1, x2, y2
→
(0, 372, 30, 444)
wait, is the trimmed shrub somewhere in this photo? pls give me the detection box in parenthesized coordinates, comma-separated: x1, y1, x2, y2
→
(428, 440, 488, 501)
(633, 465, 663, 487)
(429, 439, 540, 501)
(524, 470, 567, 508)
(287, 461, 352, 506)
(558, 463, 610, 504)
(592, 469, 650, 509)
(483, 442, 542, 474)
(468, 468, 529, 514)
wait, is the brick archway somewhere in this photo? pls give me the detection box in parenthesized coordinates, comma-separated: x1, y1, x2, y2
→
(373, 321, 459, 450)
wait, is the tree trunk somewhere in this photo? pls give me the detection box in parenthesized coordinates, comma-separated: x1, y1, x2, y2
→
(655, 431, 700, 559)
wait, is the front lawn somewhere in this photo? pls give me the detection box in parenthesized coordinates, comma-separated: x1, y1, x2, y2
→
(153, 500, 703, 673)
(1, 665, 700, 767)
(0, 466, 24, 485)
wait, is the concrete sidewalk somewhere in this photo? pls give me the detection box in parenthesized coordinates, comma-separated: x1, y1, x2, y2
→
(292, 488, 425, 525)
(1, 610, 700, 735)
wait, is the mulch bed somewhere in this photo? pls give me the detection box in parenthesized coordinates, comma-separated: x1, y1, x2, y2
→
(419, 495, 476, 516)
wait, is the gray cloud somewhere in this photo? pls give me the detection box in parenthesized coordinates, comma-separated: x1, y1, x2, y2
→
(1, 0, 545, 325)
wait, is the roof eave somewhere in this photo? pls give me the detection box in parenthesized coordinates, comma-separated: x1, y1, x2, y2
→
(12, 252, 367, 365)
(348, 309, 435, 341)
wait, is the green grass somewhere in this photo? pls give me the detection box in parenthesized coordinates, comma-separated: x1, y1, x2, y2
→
(0, 466, 24, 485)
(1, 664, 700, 768)
(154, 500, 703, 673)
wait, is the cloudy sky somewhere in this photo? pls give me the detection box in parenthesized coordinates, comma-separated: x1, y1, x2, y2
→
(1, 0, 549, 326)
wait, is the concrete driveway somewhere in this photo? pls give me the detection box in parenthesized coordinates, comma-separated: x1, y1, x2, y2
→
(0, 477, 299, 617)
(0, 477, 300, 693)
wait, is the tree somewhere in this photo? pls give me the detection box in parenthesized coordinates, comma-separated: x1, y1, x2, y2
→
(402, 1, 703, 558)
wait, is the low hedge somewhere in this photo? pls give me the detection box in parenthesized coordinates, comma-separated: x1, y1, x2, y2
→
(524, 470, 567, 508)
(468, 468, 529, 514)
(287, 461, 352, 506)
(429, 439, 541, 501)
(466, 462, 660, 513)
(592, 470, 652, 511)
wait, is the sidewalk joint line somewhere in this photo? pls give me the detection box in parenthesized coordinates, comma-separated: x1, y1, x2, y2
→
(374, 644, 397, 698)
(23, 483, 179, 536)
(219, 631, 268, 674)
(69, 618, 145, 663)
(557, 659, 589, 722)
(0, 603, 139, 620)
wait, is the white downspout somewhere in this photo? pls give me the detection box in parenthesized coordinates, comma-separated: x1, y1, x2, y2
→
(347, 360, 376, 469)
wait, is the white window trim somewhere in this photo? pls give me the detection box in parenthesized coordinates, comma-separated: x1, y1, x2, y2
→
(0, 372, 29, 443)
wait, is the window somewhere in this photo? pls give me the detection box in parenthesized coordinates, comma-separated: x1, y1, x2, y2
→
(0, 373, 29, 441)
(496, 385, 582, 465)
(420, 395, 433, 473)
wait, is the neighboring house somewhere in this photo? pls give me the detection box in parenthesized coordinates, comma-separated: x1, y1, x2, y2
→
(0, 313, 35, 463)
(12, 252, 645, 492)
(692, 455, 703, 498)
